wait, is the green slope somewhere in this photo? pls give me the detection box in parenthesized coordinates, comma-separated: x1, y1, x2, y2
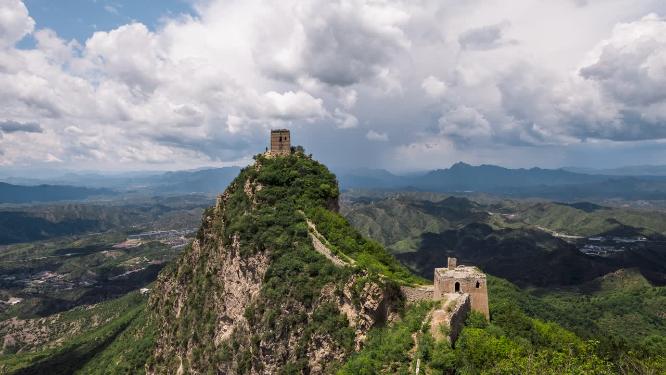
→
(341, 274, 666, 374)
(0, 291, 149, 374)
(510, 201, 666, 237)
(146, 152, 421, 373)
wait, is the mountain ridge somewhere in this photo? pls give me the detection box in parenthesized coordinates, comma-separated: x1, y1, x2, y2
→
(0, 182, 114, 204)
(146, 151, 415, 373)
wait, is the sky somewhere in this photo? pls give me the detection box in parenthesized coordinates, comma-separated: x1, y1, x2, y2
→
(1, 0, 666, 174)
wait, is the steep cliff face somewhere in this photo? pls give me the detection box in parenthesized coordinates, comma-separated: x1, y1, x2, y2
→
(147, 153, 404, 374)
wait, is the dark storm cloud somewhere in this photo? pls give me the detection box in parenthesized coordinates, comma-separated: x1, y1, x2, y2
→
(0, 120, 43, 134)
(153, 133, 253, 161)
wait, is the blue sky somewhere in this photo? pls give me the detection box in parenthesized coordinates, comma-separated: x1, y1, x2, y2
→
(21, 0, 194, 45)
(1, 0, 666, 173)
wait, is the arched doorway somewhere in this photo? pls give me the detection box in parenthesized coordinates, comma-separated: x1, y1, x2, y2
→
(454, 282, 460, 293)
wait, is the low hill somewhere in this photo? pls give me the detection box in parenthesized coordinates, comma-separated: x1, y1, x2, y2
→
(343, 193, 666, 285)
(0, 195, 210, 245)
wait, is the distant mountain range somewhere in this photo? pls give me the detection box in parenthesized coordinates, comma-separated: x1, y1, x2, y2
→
(564, 165, 666, 176)
(0, 182, 113, 204)
(0, 167, 242, 202)
(338, 162, 666, 201)
(6, 162, 666, 203)
(339, 162, 604, 189)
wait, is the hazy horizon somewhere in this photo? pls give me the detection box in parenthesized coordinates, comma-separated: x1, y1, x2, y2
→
(5, 159, 666, 181)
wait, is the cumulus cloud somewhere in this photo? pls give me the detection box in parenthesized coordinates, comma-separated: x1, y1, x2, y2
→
(84, 23, 165, 92)
(0, 0, 33, 47)
(262, 91, 326, 120)
(421, 76, 447, 98)
(255, 1, 410, 87)
(1, 0, 666, 170)
(580, 14, 666, 105)
(571, 13, 666, 141)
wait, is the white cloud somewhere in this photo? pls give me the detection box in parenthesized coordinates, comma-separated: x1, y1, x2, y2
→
(580, 14, 666, 105)
(0, 0, 33, 47)
(104, 5, 119, 15)
(2, 0, 666, 170)
(254, 0, 410, 87)
(421, 75, 447, 98)
(366, 130, 389, 141)
(262, 91, 326, 120)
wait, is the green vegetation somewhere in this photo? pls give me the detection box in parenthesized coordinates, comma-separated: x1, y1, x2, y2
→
(5, 158, 666, 373)
(485, 272, 666, 370)
(483, 275, 666, 373)
(343, 193, 666, 372)
(0, 194, 210, 245)
(538, 270, 666, 347)
(0, 233, 180, 319)
(216, 152, 420, 286)
(148, 151, 416, 373)
(343, 277, 662, 374)
(308, 206, 425, 285)
(0, 292, 150, 374)
(339, 301, 434, 374)
(76, 310, 156, 375)
(515, 201, 666, 237)
(344, 192, 666, 256)
(342, 197, 447, 251)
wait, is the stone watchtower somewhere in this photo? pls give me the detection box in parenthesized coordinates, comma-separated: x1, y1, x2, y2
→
(434, 257, 489, 319)
(270, 129, 291, 156)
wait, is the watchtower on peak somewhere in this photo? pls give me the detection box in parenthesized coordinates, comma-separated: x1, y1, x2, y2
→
(434, 257, 489, 319)
(269, 129, 291, 156)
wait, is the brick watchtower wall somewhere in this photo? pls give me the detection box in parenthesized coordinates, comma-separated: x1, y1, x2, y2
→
(433, 258, 490, 320)
(270, 129, 291, 156)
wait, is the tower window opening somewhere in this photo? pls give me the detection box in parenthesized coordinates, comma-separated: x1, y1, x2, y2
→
(454, 282, 460, 293)
(476, 281, 480, 288)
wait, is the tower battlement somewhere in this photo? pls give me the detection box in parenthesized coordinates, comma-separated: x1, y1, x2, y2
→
(269, 129, 291, 156)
